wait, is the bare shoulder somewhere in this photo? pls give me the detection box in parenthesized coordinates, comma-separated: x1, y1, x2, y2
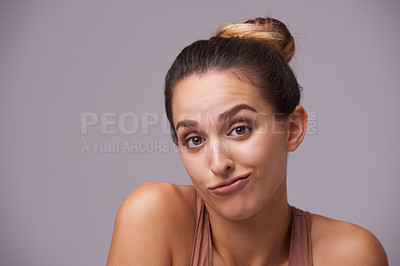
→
(107, 182, 197, 266)
(310, 212, 388, 266)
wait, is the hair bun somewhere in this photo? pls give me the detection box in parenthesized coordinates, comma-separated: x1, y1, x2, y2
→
(214, 17, 295, 62)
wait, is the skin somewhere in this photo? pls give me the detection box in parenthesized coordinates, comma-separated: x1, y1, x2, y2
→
(106, 71, 388, 266)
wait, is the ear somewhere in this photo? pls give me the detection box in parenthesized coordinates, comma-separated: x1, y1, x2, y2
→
(286, 105, 308, 152)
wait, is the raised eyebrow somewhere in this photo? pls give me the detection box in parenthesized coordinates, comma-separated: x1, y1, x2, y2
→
(175, 120, 199, 132)
(218, 104, 258, 122)
(175, 104, 258, 131)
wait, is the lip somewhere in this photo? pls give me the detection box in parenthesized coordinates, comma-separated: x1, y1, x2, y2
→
(209, 174, 251, 195)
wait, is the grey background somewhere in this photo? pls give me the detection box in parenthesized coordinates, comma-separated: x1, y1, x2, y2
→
(0, 0, 399, 265)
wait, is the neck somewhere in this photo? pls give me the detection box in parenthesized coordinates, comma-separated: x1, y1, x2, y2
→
(205, 177, 292, 266)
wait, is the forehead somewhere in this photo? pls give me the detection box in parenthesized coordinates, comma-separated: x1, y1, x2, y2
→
(172, 71, 272, 124)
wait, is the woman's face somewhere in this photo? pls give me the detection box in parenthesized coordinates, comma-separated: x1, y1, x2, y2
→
(172, 71, 290, 220)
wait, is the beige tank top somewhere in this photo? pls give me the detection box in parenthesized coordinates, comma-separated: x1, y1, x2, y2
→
(190, 191, 313, 266)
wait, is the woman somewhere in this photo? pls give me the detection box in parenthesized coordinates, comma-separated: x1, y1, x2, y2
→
(106, 17, 388, 265)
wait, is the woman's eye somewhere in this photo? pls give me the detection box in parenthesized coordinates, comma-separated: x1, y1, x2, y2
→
(230, 125, 252, 136)
(184, 136, 204, 148)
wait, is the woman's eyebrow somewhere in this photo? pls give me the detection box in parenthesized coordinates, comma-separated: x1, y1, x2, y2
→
(175, 120, 198, 132)
(218, 104, 257, 122)
(175, 104, 257, 132)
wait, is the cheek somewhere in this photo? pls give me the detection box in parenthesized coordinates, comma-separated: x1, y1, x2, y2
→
(234, 131, 287, 174)
(180, 152, 209, 185)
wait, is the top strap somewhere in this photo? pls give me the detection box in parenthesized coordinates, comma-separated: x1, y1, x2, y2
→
(190, 191, 213, 266)
(288, 206, 314, 266)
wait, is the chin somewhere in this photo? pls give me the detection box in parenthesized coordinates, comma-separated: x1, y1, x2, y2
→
(224, 208, 258, 221)
(214, 198, 261, 221)
(226, 211, 254, 221)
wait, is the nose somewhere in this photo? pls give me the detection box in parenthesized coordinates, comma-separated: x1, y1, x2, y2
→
(209, 141, 234, 176)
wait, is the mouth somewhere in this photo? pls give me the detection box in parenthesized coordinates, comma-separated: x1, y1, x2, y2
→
(209, 174, 251, 195)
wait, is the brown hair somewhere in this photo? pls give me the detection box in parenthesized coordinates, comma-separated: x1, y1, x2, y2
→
(164, 17, 302, 145)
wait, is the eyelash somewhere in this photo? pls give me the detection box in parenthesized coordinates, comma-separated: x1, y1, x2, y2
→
(182, 124, 253, 150)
